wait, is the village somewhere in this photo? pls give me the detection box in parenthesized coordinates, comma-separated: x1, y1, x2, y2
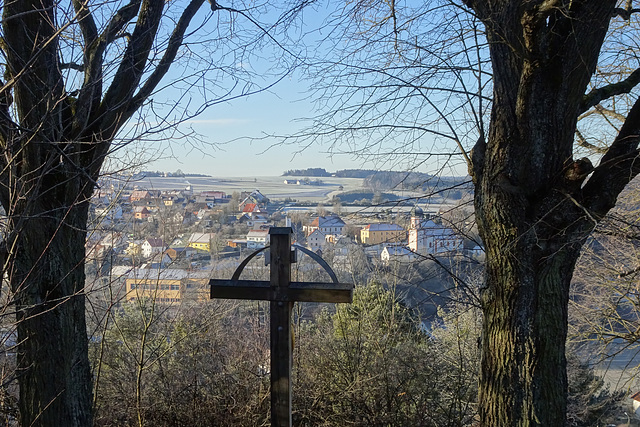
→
(86, 177, 482, 308)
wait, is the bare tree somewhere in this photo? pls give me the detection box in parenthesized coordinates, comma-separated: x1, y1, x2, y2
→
(0, 0, 299, 425)
(292, 0, 640, 424)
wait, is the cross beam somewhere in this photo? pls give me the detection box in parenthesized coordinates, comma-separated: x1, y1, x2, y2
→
(209, 227, 352, 427)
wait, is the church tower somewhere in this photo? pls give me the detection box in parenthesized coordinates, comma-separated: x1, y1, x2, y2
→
(410, 205, 424, 229)
(408, 206, 424, 252)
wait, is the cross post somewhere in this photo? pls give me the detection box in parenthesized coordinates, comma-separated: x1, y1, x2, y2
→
(209, 227, 352, 427)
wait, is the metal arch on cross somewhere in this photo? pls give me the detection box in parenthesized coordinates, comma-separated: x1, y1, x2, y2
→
(209, 227, 353, 427)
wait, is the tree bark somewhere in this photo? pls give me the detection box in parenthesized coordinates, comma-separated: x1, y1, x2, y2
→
(476, 186, 585, 425)
(10, 176, 94, 426)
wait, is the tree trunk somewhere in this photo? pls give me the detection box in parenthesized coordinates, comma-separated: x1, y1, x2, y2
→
(472, 102, 593, 425)
(476, 203, 583, 425)
(0, 0, 212, 424)
(10, 176, 93, 426)
(464, 3, 619, 424)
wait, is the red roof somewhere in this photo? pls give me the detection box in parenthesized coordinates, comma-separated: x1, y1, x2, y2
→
(243, 203, 257, 213)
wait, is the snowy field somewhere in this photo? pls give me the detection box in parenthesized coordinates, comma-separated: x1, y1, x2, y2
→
(128, 175, 365, 202)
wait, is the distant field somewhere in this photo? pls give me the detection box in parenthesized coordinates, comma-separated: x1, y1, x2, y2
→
(131, 176, 366, 203)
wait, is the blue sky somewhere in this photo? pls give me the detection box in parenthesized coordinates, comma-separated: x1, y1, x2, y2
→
(118, 1, 366, 177)
(118, 1, 471, 178)
(146, 81, 365, 177)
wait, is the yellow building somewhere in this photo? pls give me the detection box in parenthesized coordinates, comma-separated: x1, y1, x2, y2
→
(125, 241, 142, 257)
(360, 223, 406, 245)
(124, 268, 209, 304)
(187, 232, 212, 252)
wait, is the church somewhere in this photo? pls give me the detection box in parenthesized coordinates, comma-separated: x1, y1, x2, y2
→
(408, 206, 464, 254)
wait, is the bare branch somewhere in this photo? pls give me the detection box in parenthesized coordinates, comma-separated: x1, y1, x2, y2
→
(575, 128, 606, 154)
(612, 0, 640, 21)
(73, 1, 143, 136)
(59, 62, 84, 72)
(583, 95, 640, 217)
(129, 0, 207, 115)
(96, 0, 166, 143)
(580, 67, 640, 114)
(579, 104, 626, 122)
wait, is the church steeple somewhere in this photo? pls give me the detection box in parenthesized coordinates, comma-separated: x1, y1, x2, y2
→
(410, 205, 424, 229)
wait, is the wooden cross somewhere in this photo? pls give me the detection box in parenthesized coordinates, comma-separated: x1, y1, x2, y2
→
(209, 227, 353, 427)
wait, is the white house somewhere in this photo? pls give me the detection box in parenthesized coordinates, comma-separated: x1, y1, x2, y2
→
(141, 238, 165, 258)
(247, 229, 270, 249)
(303, 215, 346, 237)
(94, 204, 123, 223)
(408, 207, 463, 254)
(307, 229, 328, 251)
(381, 245, 418, 264)
(238, 213, 269, 228)
(332, 235, 354, 256)
(239, 190, 269, 211)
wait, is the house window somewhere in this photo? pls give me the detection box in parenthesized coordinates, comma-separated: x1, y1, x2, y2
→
(170, 285, 179, 290)
(130, 284, 136, 290)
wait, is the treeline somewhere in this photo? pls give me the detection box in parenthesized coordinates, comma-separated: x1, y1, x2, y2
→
(364, 171, 469, 192)
(335, 169, 379, 178)
(283, 168, 332, 177)
(281, 168, 470, 193)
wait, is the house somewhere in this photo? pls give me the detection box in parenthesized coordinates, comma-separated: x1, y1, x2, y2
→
(187, 232, 213, 252)
(360, 223, 406, 245)
(247, 229, 270, 249)
(92, 189, 112, 205)
(141, 238, 165, 258)
(130, 190, 152, 202)
(125, 241, 142, 257)
(469, 245, 484, 257)
(239, 189, 269, 211)
(307, 229, 327, 251)
(242, 203, 262, 214)
(134, 206, 151, 220)
(227, 239, 247, 249)
(94, 204, 123, 222)
(237, 213, 269, 228)
(332, 235, 355, 256)
(381, 245, 417, 264)
(196, 208, 209, 220)
(164, 246, 196, 261)
(303, 215, 346, 237)
(161, 195, 185, 207)
(408, 207, 463, 254)
(102, 232, 127, 251)
(200, 190, 226, 199)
